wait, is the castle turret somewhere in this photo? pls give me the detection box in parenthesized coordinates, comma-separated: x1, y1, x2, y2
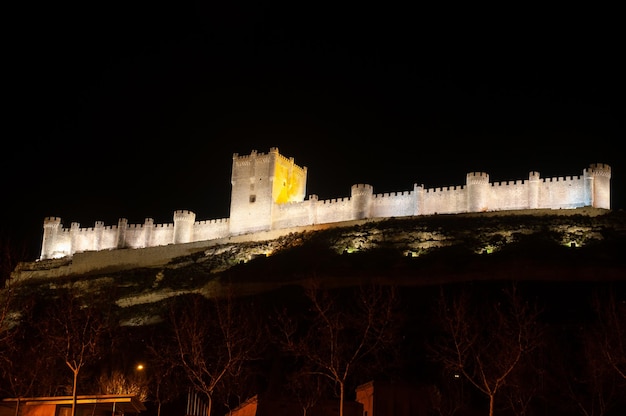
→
(585, 163, 611, 209)
(40, 217, 62, 260)
(351, 184, 373, 220)
(308, 194, 319, 225)
(413, 183, 425, 216)
(144, 218, 154, 247)
(70, 222, 81, 255)
(94, 221, 105, 251)
(466, 172, 490, 212)
(528, 171, 541, 209)
(173, 210, 196, 244)
(117, 218, 128, 249)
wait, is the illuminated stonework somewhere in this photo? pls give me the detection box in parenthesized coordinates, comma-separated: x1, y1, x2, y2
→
(39, 148, 611, 260)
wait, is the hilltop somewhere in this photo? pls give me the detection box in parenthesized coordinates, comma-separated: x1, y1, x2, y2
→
(6, 208, 626, 327)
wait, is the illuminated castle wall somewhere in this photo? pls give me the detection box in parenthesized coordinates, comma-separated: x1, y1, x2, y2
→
(39, 148, 612, 260)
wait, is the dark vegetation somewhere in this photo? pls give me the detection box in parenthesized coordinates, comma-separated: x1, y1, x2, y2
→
(1, 210, 626, 415)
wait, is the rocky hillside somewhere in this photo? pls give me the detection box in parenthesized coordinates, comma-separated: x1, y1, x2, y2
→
(5, 208, 626, 327)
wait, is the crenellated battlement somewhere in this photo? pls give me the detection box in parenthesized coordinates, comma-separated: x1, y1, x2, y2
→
(544, 175, 579, 182)
(590, 162, 611, 170)
(320, 197, 351, 205)
(37, 148, 612, 260)
(196, 218, 229, 226)
(274, 150, 307, 175)
(43, 217, 62, 227)
(425, 185, 465, 193)
(587, 163, 612, 177)
(351, 184, 373, 196)
(233, 149, 261, 160)
(173, 210, 196, 220)
(492, 179, 527, 187)
(373, 190, 413, 198)
(466, 172, 489, 185)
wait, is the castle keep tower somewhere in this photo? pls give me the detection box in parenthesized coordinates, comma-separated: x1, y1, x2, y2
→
(585, 163, 611, 209)
(229, 148, 307, 235)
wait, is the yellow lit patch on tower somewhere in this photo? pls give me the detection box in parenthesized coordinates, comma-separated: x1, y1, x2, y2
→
(273, 162, 303, 204)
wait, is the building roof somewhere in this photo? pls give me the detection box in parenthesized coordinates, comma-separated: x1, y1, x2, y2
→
(1, 395, 146, 414)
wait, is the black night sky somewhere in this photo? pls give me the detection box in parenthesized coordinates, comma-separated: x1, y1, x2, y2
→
(3, 3, 624, 259)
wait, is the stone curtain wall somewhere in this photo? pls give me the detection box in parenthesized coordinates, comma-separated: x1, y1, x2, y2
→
(370, 189, 416, 218)
(420, 185, 468, 215)
(39, 149, 611, 260)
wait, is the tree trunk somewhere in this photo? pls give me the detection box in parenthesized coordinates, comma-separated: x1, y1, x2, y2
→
(71, 369, 78, 416)
(339, 382, 345, 416)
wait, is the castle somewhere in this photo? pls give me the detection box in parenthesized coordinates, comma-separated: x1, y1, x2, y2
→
(39, 148, 612, 260)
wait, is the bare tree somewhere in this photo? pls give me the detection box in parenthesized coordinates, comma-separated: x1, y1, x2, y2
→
(166, 289, 264, 416)
(145, 328, 189, 416)
(41, 289, 110, 416)
(500, 354, 546, 416)
(592, 287, 626, 380)
(428, 283, 543, 416)
(97, 369, 149, 400)
(1, 294, 65, 397)
(273, 278, 399, 416)
(551, 324, 624, 416)
(547, 288, 626, 416)
(285, 361, 329, 416)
